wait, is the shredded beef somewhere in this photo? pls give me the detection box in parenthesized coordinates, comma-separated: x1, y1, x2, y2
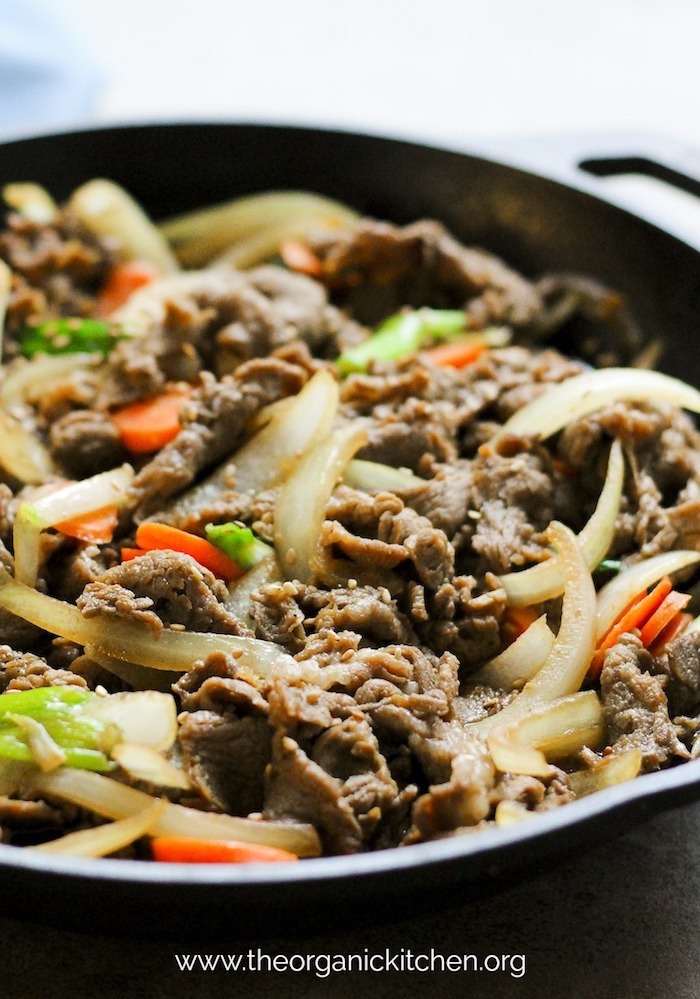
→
(49, 409, 127, 478)
(0, 645, 89, 693)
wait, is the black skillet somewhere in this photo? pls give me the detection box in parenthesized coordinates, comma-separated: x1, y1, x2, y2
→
(1, 122, 699, 937)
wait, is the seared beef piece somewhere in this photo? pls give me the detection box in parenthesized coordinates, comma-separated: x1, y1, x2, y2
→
(178, 709, 271, 815)
(264, 682, 410, 853)
(126, 357, 307, 519)
(531, 272, 644, 367)
(97, 266, 362, 409)
(406, 736, 496, 842)
(662, 630, 700, 717)
(310, 219, 542, 328)
(467, 448, 554, 575)
(322, 486, 454, 591)
(558, 403, 700, 561)
(49, 409, 127, 478)
(600, 634, 689, 771)
(79, 550, 248, 636)
(407, 576, 506, 671)
(174, 652, 269, 713)
(0, 644, 89, 693)
(402, 461, 472, 540)
(0, 208, 114, 351)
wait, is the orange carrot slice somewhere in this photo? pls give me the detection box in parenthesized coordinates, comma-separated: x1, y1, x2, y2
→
(111, 385, 191, 454)
(151, 836, 298, 864)
(94, 260, 159, 318)
(55, 504, 119, 544)
(135, 522, 243, 582)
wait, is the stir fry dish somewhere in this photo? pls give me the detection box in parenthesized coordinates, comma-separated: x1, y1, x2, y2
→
(0, 180, 698, 864)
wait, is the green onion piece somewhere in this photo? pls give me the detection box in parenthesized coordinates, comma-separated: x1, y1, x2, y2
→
(18, 318, 125, 359)
(205, 522, 273, 571)
(335, 308, 467, 374)
(0, 687, 119, 772)
(595, 558, 623, 582)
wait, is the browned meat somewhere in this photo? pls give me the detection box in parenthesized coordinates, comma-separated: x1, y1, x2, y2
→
(311, 218, 542, 328)
(0, 645, 89, 693)
(600, 634, 689, 771)
(49, 409, 127, 477)
(79, 549, 248, 636)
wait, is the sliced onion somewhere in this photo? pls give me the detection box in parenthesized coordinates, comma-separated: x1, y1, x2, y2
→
(3, 182, 57, 224)
(568, 748, 643, 797)
(69, 179, 179, 274)
(30, 798, 167, 858)
(0, 352, 100, 408)
(0, 573, 298, 679)
(6, 714, 66, 772)
(469, 615, 555, 690)
(489, 368, 700, 445)
(342, 459, 425, 493)
(494, 800, 532, 826)
(111, 743, 191, 790)
(0, 409, 55, 484)
(275, 424, 368, 582)
(0, 258, 11, 357)
(595, 549, 700, 642)
(82, 648, 182, 693)
(231, 369, 339, 493)
(83, 691, 177, 752)
(472, 521, 596, 737)
(488, 689, 603, 777)
(30, 768, 321, 857)
(158, 190, 358, 268)
(499, 439, 624, 606)
(13, 464, 134, 588)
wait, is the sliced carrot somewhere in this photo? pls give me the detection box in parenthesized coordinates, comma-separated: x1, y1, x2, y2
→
(120, 547, 145, 562)
(640, 591, 691, 648)
(649, 611, 693, 655)
(502, 605, 539, 646)
(589, 576, 673, 678)
(135, 522, 243, 582)
(151, 835, 298, 864)
(110, 385, 191, 454)
(280, 240, 322, 278)
(55, 504, 119, 544)
(94, 260, 159, 318)
(421, 337, 487, 369)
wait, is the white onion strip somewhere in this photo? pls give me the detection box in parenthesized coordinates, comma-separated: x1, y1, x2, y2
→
(499, 439, 624, 606)
(488, 689, 603, 777)
(469, 615, 555, 690)
(83, 691, 177, 752)
(158, 190, 358, 268)
(489, 368, 700, 445)
(111, 744, 191, 790)
(0, 409, 55, 484)
(13, 464, 134, 588)
(595, 549, 700, 642)
(471, 521, 596, 738)
(69, 179, 179, 274)
(0, 571, 299, 679)
(30, 768, 321, 857)
(30, 799, 167, 858)
(568, 748, 643, 797)
(0, 353, 99, 408)
(231, 369, 339, 493)
(275, 424, 368, 582)
(342, 459, 424, 493)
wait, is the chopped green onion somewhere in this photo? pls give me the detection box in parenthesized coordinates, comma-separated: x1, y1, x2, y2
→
(0, 687, 120, 772)
(205, 522, 273, 571)
(595, 558, 622, 581)
(335, 308, 468, 374)
(19, 318, 125, 359)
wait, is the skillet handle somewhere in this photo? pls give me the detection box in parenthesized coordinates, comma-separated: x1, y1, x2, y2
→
(475, 132, 700, 250)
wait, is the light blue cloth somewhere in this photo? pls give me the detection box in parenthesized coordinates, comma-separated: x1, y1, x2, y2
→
(0, 0, 101, 133)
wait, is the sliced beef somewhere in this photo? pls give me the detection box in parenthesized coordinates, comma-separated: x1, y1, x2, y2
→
(49, 409, 127, 478)
(126, 357, 307, 519)
(0, 644, 89, 693)
(662, 630, 700, 717)
(311, 218, 542, 328)
(600, 633, 689, 770)
(0, 207, 114, 353)
(78, 549, 247, 636)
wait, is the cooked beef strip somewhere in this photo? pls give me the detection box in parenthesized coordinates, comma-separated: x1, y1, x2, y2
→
(311, 218, 542, 328)
(79, 550, 248, 636)
(600, 634, 689, 771)
(0, 645, 89, 693)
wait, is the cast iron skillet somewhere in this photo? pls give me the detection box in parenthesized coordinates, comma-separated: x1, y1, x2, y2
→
(1, 122, 700, 938)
